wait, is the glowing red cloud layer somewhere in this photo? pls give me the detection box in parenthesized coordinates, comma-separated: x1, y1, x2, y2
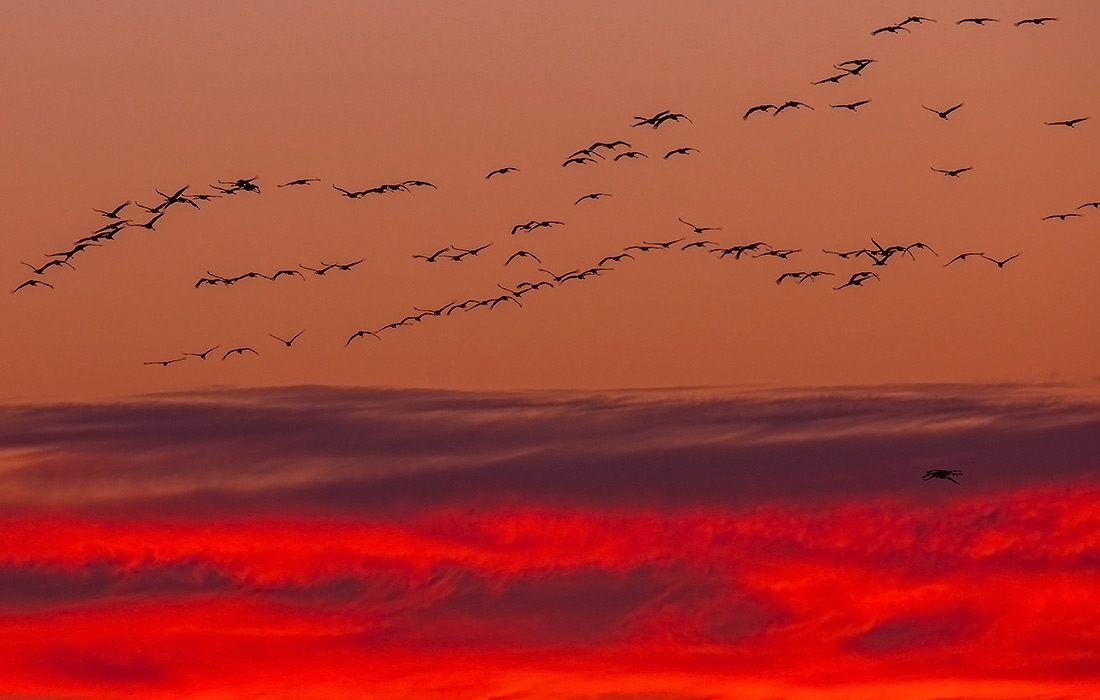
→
(1, 488, 1098, 699)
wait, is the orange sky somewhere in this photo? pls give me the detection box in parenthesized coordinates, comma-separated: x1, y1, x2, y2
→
(2, 1, 1099, 402)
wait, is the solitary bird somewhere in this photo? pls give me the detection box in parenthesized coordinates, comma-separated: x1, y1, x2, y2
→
(1043, 213, 1082, 221)
(831, 99, 872, 111)
(486, 167, 519, 179)
(923, 469, 962, 484)
(932, 167, 972, 177)
(93, 201, 130, 218)
(1045, 117, 1088, 128)
(222, 347, 258, 359)
(924, 103, 964, 119)
(269, 331, 304, 347)
(278, 178, 320, 187)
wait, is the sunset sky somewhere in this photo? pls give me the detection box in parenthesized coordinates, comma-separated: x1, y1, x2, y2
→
(2, 2, 1099, 699)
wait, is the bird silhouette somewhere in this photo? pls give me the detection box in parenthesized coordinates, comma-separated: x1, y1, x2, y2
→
(562, 156, 597, 167)
(486, 167, 520, 179)
(924, 103, 964, 119)
(270, 331, 304, 347)
(871, 23, 910, 35)
(278, 178, 320, 187)
(834, 271, 879, 289)
(402, 180, 437, 189)
(944, 252, 984, 266)
(899, 16, 936, 25)
(505, 250, 541, 265)
(663, 147, 699, 159)
(22, 259, 73, 275)
(454, 243, 493, 256)
(982, 253, 1020, 268)
(678, 217, 722, 234)
(333, 185, 366, 198)
(1045, 117, 1088, 128)
(589, 140, 631, 151)
(1042, 213, 1082, 221)
(1077, 201, 1100, 210)
(412, 248, 452, 263)
(183, 346, 219, 359)
(575, 193, 611, 204)
(222, 347, 258, 359)
(144, 358, 186, 366)
(774, 100, 813, 115)
(598, 253, 635, 266)
(347, 329, 382, 345)
(270, 269, 305, 280)
(92, 201, 130, 218)
(932, 167, 972, 177)
(1015, 17, 1058, 26)
(812, 72, 850, 85)
(133, 212, 166, 230)
(299, 263, 338, 275)
(613, 151, 648, 161)
(831, 99, 872, 111)
(923, 469, 962, 484)
(957, 17, 998, 25)
(324, 259, 365, 271)
(743, 104, 777, 119)
(11, 279, 54, 293)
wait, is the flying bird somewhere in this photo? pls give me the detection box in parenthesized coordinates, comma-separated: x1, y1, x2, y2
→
(932, 167, 973, 177)
(333, 185, 366, 198)
(270, 269, 305, 280)
(486, 167, 519, 179)
(613, 151, 648, 161)
(1042, 213, 1082, 221)
(347, 329, 381, 345)
(92, 201, 130, 218)
(183, 346, 219, 359)
(598, 253, 635, 266)
(505, 250, 541, 265)
(269, 331, 304, 347)
(278, 178, 320, 187)
(899, 16, 936, 25)
(834, 271, 879, 289)
(1045, 117, 1088, 128)
(324, 259, 365, 271)
(957, 17, 998, 25)
(1015, 17, 1058, 26)
(575, 192, 611, 204)
(663, 147, 699, 159)
(923, 469, 963, 484)
(412, 248, 453, 263)
(944, 252, 984, 266)
(144, 358, 186, 366)
(811, 72, 850, 85)
(924, 103, 964, 119)
(222, 347, 258, 359)
(132, 212, 166, 230)
(402, 180, 437, 189)
(982, 253, 1020, 268)
(831, 99, 871, 111)
(743, 104, 776, 119)
(871, 23, 910, 35)
(774, 100, 813, 115)
(589, 140, 630, 151)
(678, 217, 722, 234)
(11, 279, 54, 293)
(562, 156, 598, 167)
(22, 259, 73, 275)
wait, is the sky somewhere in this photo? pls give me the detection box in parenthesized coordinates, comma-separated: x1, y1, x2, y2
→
(2, 2, 1100, 699)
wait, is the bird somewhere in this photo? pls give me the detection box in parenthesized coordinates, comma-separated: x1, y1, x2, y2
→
(226, 271, 271, 283)
(932, 167, 972, 177)
(278, 178, 320, 187)
(132, 212, 166, 230)
(188, 192, 221, 201)
(11, 279, 54, 293)
(1045, 117, 1088, 128)
(194, 275, 225, 288)
(743, 104, 777, 119)
(412, 247, 452, 263)
(144, 358, 186, 366)
(831, 99, 871, 111)
(269, 331, 304, 347)
(663, 147, 699, 159)
(486, 167, 519, 179)
(529, 220, 565, 231)
(923, 469, 962, 484)
(324, 259, 365, 271)
(222, 347, 258, 359)
(774, 100, 813, 115)
(904, 242, 938, 257)
(92, 201, 130, 218)
(776, 272, 806, 284)
(562, 156, 598, 167)
(982, 253, 1020, 268)
(924, 103, 964, 119)
(48, 242, 101, 261)
(270, 269, 305, 280)
(613, 151, 648, 161)
(1042, 213, 1082, 221)
(299, 263, 338, 275)
(944, 252, 984, 266)
(505, 250, 541, 265)
(812, 72, 850, 85)
(834, 271, 879, 289)
(835, 58, 875, 74)
(183, 346, 219, 359)
(654, 112, 692, 127)
(797, 271, 835, 282)
(957, 17, 998, 25)
(598, 253, 635, 266)
(589, 140, 631, 151)
(453, 243, 493, 256)
(643, 238, 685, 249)
(899, 16, 936, 25)
(678, 217, 722, 234)
(402, 180, 437, 189)
(333, 185, 366, 198)
(871, 23, 910, 35)
(1076, 201, 1100, 210)
(22, 259, 73, 275)
(575, 192, 611, 204)
(1015, 17, 1058, 26)
(567, 148, 605, 160)
(755, 248, 801, 259)
(347, 329, 381, 345)
(680, 240, 715, 250)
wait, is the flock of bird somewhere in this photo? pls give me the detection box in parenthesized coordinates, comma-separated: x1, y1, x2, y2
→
(8, 9, 1093, 483)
